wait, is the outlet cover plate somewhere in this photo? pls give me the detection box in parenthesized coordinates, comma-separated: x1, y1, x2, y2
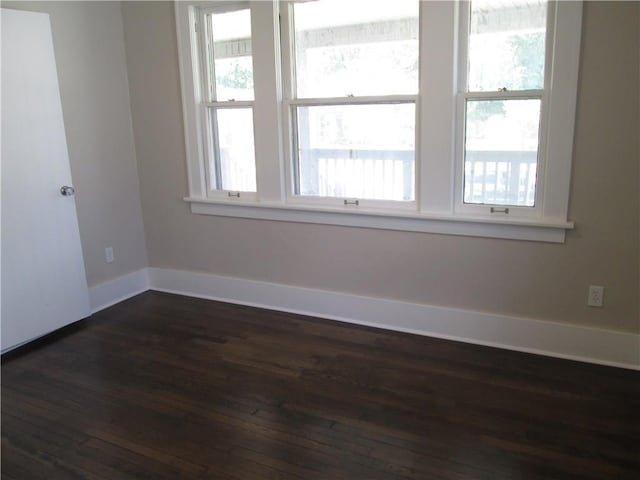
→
(105, 247, 114, 264)
(588, 285, 604, 307)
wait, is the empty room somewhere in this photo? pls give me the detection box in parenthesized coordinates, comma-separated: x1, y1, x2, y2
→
(1, 0, 639, 478)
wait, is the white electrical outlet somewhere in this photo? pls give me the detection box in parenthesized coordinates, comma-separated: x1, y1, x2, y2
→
(105, 246, 114, 264)
(587, 285, 604, 307)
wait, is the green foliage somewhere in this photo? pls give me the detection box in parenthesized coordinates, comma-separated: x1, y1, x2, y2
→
(467, 100, 505, 123)
(218, 61, 253, 90)
(510, 32, 545, 90)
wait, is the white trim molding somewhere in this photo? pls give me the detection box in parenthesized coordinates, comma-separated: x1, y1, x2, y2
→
(147, 267, 640, 370)
(88, 269, 150, 314)
(82, 267, 639, 369)
(186, 197, 572, 243)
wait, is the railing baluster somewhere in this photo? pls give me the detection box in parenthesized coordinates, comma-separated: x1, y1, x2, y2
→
(300, 148, 535, 205)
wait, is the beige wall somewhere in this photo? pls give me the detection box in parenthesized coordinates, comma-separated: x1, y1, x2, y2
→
(4, 1, 149, 287)
(122, 1, 639, 333)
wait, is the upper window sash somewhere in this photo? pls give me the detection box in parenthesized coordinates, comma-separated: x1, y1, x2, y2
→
(285, 0, 419, 100)
(462, 0, 549, 94)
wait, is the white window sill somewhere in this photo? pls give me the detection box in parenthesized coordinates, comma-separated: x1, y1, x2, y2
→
(185, 197, 573, 243)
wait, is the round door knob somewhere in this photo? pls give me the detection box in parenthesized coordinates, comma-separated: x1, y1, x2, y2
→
(60, 186, 75, 196)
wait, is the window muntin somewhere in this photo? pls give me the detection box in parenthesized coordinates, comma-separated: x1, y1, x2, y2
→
(460, 0, 548, 209)
(288, 0, 419, 203)
(201, 7, 257, 193)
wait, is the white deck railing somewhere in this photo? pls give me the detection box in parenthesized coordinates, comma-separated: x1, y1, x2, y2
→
(221, 148, 538, 206)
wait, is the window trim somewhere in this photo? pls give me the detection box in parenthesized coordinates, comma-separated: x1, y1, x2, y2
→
(175, 0, 582, 243)
(198, 5, 258, 196)
(453, 0, 553, 218)
(185, 195, 573, 242)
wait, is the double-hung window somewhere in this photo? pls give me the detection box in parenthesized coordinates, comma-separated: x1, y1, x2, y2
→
(194, 3, 257, 197)
(458, 0, 548, 216)
(282, 0, 419, 207)
(176, 0, 582, 242)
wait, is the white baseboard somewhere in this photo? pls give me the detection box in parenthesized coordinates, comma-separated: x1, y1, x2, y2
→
(85, 267, 639, 370)
(147, 267, 640, 370)
(89, 269, 150, 314)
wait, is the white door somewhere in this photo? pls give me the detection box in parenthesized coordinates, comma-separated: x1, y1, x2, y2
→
(1, 8, 90, 352)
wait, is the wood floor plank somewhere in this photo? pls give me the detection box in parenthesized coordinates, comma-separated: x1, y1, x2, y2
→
(2, 291, 639, 479)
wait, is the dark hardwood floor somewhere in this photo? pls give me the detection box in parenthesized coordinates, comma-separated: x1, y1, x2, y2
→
(2, 291, 639, 479)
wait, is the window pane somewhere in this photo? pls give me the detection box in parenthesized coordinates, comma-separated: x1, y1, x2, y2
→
(206, 9, 254, 101)
(463, 99, 540, 206)
(212, 108, 256, 192)
(464, 99, 540, 207)
(293, 0, 418, 98)
(296, 104, 415, 201)
(468, 0, 547, 92)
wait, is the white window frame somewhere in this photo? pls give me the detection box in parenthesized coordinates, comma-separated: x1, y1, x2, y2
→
(453, 0, 551, 219)
(284, 96, 419, 211)
(176, 1, 582, 243)
(176, 0, 284, 203)
(198, 3, 257, 199)
(280, 2, 419, 211)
